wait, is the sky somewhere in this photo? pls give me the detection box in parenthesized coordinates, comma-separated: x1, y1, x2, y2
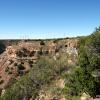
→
(0, 0, 100, 39)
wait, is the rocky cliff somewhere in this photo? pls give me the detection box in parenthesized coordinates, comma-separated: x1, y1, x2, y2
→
(0, 38, 78, 99)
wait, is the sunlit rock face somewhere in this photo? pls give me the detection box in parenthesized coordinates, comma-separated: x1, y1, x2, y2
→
(5, 39, 78, 58)
(81, 93, 93, 100)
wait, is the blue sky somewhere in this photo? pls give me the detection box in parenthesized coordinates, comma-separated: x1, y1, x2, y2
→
(0, 0, 100, 39)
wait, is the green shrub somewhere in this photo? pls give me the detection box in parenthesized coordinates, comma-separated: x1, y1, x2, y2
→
(0, 57, 67, 100)
(40, 40, 45, 45)
(64, 28, 100, 98)
(5, 67, 9, 72)
(0, 80, 4, 84)
(17, 64, 25, 70)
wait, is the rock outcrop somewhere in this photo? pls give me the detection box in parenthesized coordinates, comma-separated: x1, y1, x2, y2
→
(0, 38, 78, 96)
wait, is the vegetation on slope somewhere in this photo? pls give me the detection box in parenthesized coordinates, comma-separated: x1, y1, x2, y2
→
(0, 27, 100, 100)
(0, 55, 68, 100)
(64, 27, 100, 99)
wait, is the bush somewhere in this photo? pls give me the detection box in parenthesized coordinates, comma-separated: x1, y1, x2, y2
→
(0, 42, 6, 54)
(17, 64, 25, 70)
(0, 57, 67, 100)
(0, 80, 4, 84)
(64, 28, 100, 98)
(40, 40, 45, 45)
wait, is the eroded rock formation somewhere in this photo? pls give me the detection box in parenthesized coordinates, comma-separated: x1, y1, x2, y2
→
(0, 38, 78, 96)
